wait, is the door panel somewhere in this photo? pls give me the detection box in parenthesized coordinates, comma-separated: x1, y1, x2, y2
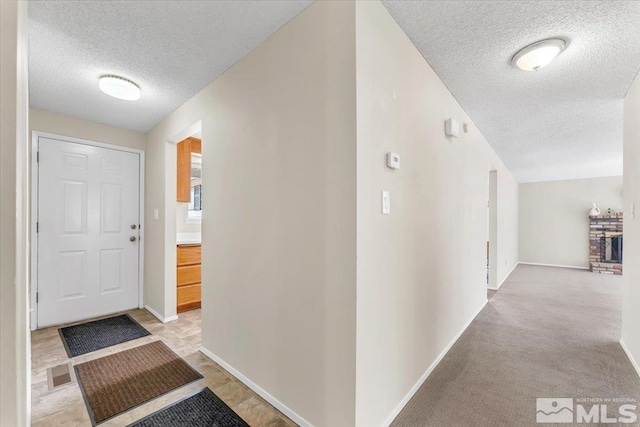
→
(99, 248, 123, 293)
(101, 183, 123, 233)
(37, 137, 140, 327)
(61, 180, 87, 234)
(59, 250, 86, 299)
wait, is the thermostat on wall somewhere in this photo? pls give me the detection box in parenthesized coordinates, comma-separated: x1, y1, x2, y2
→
(445, 118, 459, 138)
(386, 152, 400, 170)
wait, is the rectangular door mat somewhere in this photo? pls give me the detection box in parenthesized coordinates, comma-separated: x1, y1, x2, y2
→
(74, 340, 203, 425)
(59, 314, 151, 357)
(127, 388, 250, 427)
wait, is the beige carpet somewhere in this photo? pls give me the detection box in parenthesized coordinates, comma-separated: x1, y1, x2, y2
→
(391, 265, 640, 426)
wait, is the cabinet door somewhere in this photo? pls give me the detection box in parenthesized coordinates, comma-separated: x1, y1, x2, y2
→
(190, 138, 201, 154)
(176, 138, 191, 202)
(177, 284, 201, 312)
(177, 265, 201, 287)
(177, 245, 201, 266)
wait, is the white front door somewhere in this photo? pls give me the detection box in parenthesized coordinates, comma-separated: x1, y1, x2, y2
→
(36, 137, 141, 327)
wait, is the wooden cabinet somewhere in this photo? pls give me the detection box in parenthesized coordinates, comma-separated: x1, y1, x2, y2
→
(176, 137, 202, 202)
(177, 244, 201, 312)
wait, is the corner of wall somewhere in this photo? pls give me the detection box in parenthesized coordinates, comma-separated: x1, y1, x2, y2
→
(0, 0, 30, 425)
(354, 1, 520, 426)
(622, 71, 640, 371)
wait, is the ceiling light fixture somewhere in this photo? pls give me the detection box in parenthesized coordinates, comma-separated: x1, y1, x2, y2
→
(99, 75, 141, 100)
(512, 38, 567, 71)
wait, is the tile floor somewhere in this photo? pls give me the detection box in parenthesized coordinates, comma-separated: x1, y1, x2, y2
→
(31, 308, 297, 427)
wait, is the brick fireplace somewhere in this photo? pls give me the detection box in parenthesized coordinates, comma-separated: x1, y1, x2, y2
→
(589, 214, 623, 275)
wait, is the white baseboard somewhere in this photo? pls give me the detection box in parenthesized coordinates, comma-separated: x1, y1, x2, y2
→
(144, 305, 178, 323)
(199, 346, 313, 427)
(497, 262, 520, 288)
(518, 262, 589, 270)
(487, 286, 498, 291)
(380, 299, 488, 427)
(620, 339, 640, 379)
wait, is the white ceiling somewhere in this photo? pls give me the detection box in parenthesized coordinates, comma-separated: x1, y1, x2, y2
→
(28, 0, 312, 132)
(382, 1, 640, 182)
(30, 1, 640, 182)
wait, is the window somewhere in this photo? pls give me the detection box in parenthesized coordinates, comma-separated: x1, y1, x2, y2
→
(187, 153, 202, 223)
(187, 184, 202, 221)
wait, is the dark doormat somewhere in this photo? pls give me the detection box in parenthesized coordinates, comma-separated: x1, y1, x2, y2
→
(127, 387, 250, 427)
(74, 340, 203, 425)
(59, 314, 151, 357)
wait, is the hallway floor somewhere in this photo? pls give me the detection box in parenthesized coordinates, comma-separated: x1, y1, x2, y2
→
(31, 309, 296, 427)
(392, 265, 640, 426)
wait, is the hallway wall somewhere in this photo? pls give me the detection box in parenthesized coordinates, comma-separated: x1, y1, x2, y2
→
(144, 2, 357, 426)
(143, 2, 522, 426)
(622, 72, 640, 377)
(354, 2, 519, 426)
(519, 176, 623, 268)
(0, 1, 30, 425)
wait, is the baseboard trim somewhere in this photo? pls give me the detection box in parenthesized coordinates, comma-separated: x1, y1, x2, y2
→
(144, 305, 178, 323)
(487, 286, 498, 291)
(380, 299, 488, 427)
(518, 262, 589, 270)
(199, 346, 313, 427)
(497, 262, 520, 288)
(620, 339, 640, 379)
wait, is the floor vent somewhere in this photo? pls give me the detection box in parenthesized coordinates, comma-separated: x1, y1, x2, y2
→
(47, 362, 74, 390)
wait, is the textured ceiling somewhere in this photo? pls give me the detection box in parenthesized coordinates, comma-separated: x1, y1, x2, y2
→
(28, 0, 312, 132)
(382, 1, 640, 182)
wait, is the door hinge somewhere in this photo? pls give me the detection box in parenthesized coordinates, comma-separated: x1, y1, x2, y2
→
(36, 292, 39, 303)
(36, 222, 39, 233)
(36, 151, 39, 163)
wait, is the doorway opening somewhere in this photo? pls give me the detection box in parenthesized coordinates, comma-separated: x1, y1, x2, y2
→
(176, 132, 203, 313)
(487, 170, 498, 293)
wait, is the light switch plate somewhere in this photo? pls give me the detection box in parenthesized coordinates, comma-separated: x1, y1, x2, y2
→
(153, 208, 159, 220)
(382, 191, 390, 214)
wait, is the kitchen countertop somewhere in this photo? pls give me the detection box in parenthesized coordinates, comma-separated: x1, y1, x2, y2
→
(177, 232, 201, 245)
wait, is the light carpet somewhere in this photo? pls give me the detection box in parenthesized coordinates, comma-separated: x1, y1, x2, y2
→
(392, 265, 640, 426)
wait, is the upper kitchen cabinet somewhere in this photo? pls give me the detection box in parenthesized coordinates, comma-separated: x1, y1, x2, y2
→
(177, 137, 201, 202)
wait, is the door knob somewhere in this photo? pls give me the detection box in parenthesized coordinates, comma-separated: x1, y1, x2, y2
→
(130, 236, 137, 242)
(131, 224, 137, 230)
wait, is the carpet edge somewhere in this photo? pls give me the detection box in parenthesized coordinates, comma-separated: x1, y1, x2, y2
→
(381, 299, 488, 427)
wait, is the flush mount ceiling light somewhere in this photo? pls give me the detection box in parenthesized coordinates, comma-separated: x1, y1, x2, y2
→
(512, 38, 567, 71)
(99, 75, 141, 100)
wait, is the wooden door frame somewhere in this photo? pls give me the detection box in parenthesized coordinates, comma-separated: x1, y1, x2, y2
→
(30, 131, 145, 330)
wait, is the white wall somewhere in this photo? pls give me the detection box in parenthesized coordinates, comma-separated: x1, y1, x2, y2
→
(519, 176, 623, 268)
(488, 170, 498, 288)
(144, 2, 357, 425)
(354, 2, 519, 426)
(497, 168, 519, 285)
(622, 72, 640, 374)
(0, 1, 30, 425)
(176, 203, 201, 233)
(30, 108, 145, 151)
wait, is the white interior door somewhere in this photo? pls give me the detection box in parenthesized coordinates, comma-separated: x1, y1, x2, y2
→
(37, 137, 141, 327)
